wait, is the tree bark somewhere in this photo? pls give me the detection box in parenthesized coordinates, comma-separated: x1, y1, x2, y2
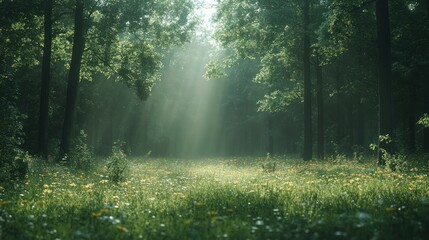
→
(356, 101, 365, 146)
(303, 0, 312, 161)
(376, 0, 393, 165)
(316, 55, 324, 160)
(267, 115, 274, 155)
(38, 0, 53, 159)
(335, 65, 343, 146)
(424, 97, 429, 152)
(408, 78, 416, 153)
(59, 0, 85, 160)
(426, 0, 429, 17)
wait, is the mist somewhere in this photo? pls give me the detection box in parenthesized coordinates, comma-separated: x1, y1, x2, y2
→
(78, 39, 277, 158)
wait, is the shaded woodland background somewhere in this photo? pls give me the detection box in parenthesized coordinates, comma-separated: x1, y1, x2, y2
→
(1, 0, 429, 176)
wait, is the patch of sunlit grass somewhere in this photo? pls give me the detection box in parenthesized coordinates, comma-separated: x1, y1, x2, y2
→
(1, 156, 429, 239)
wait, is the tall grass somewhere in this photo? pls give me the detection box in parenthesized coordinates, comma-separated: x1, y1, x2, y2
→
(1, 156, 428, 239)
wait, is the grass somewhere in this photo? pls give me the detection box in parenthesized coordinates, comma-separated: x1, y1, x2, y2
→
(1, 156, 429, 239)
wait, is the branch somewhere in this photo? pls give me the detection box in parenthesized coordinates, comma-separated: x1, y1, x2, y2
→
(88, 0, 102, 18)
(89, 48, 116, 72)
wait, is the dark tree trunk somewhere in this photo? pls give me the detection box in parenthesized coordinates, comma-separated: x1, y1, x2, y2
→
(356, 102, 365, 146)
(408, 79, 416, 153)
(303, 0, 312, 161)
(426, 0, 429, 17)
(424, 98, 429, 152)
(316, 56, 324, 160)
(336, 65, 343, 145)
(59, 0, 85, 160)
(38, 0, 53, 159)
(376, 0, 393, 165)
(267, 115, 274, 155)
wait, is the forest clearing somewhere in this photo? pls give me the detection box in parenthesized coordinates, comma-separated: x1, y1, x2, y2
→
(1, 156, 429, 239)
(2, 0, 429, 239)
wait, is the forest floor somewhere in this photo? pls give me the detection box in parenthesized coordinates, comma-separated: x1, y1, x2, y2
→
(1, 156, 429, 239)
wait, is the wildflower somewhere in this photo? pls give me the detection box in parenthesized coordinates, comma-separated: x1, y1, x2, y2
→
(69, 182, 77, 187)
(184, 219, 191, 225)
(385, 207, 395, 213)
(207, 211, 216, 217)
(43, 189, 52, 194)
(91, 209, 108, 218)
(255, 220, 264, 226)
(43, 184, 49, 189)
(121, 181, 131, 187)
(116, 225, 129, 232)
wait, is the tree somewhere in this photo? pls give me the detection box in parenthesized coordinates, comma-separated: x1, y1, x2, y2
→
(58, 0, 196, 159)
(316, 52, 324, 160)
(58, 0, 85, 159)
(38, 0, 53, 158)
(302, 0, 312, 160)
(375, 0, 393, 165)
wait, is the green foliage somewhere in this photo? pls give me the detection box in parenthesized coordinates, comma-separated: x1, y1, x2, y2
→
(0, 76, 29, 183)
(371, 135, 407, 172)
(105, 142, 128, 183)
(0, 149, 30, 183)
(261, 161, 277, 173)
(80, 0, 197, 100)
(67, 130, 94, 172)
(418, 113, 429, 128)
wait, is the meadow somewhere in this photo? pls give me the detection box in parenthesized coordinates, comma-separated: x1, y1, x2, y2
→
(1, 156, 429, 239)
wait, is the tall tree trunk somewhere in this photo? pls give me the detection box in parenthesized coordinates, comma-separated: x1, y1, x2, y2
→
(356, 102, 365, 146)
(408, 78, 416, 153)
(376, 0, 393, 165)
(38, 0, 53, 159)
(426, 0, 429, 17)
(316, 55, 324, 160)
(303, 0, 312, 160)
(59, 0, 85, 160)
(348, 100, 355, 152)
(267, 114, 274, 155)
(335, 65, 343, 146)
(424, 98, 429, 152)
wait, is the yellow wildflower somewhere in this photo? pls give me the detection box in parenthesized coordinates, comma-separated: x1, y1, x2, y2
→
(116, 225, 128, 232)
(184, 219, 191, 225)
(43, 189, 52, 194)
(385, 207, 395, 213)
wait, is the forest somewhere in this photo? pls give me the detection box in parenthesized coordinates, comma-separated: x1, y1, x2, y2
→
(1, 0, 429, 239)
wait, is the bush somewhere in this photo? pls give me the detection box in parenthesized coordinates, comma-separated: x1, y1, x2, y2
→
(0, 79, 28, 183)
(261, 153, 277, 173)
(370, 135, 408, 172)
(67, 130, 95, 171)
(105, 142, 128, 183)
